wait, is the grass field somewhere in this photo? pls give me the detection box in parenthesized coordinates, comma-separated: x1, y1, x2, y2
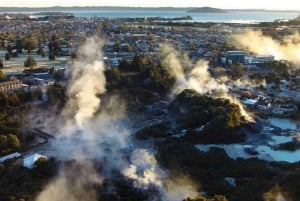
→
(0, 49, 70, 74)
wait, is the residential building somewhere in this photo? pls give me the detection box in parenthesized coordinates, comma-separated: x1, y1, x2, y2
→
(226, 51, 245, 64)
(0, 80, 22, 93)
(256, 100, 272, 110)
(272, 104, 298, 115)
(23, 153, 47, 169)
(0, 152, 21, 163)
(245, 55, 274, 64)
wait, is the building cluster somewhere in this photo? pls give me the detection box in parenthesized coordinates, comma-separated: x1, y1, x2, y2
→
(0, 68, 57, 93)
(230, 83, 299, 116)
(224, 50, 274, 65)
(0, 12, 299, 116)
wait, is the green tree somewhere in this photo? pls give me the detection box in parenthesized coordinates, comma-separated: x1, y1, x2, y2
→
(7, 134, 21, 149)
(0, 70, 6, 81)
(113, 42, 121, 53)
(49, 34, 61, 54)
(8, 93, 20, 106)
(119, 59, 131, 71)
(37, 47, 44, 56)
(0, 92, 9, 107)
(148, 63, 174, 93)
(6, 44, 13, 55)
(15, 39, 23, 53)
(24, 56, 37, 68)
(49, 51, 55, 60)
(5, 52, 11, 61)
(71, 52, 77, 59)
(132, 55, 148, 72)
(0, 135, 8, 149)
(123, 44, 132, 52)
(24, 40, 36, 54)
(183, 195, 228, 201)
(0, 59, 3, 68)
(229, 62, 243, 80)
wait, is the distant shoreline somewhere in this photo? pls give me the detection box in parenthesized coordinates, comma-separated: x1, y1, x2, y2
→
(0, 6, 299, 13)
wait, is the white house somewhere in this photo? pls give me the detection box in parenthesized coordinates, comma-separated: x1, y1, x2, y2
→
(256, 100, 272, 110)
(0, 152, 21, 163)
(23, 153, 47, 169)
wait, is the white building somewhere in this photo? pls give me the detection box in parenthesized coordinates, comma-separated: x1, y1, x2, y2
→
(0, 80, 23, 93)
(245, 55, 274, 64)
(0, 152, 21, 163)
(23, 153, 47, 169)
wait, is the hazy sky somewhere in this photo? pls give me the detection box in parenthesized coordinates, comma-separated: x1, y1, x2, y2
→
(0, 0, 299, 10)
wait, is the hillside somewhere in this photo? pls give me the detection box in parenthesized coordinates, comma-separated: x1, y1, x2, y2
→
(187, 7, 227, 13)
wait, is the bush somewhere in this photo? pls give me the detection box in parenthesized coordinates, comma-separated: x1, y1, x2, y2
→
(169, 89, 245, 143)
(24, 56, 37, 68)
(5, 52, 11, 61)
(135, 123, 168, 140)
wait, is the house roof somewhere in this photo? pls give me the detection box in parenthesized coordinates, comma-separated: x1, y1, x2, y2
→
(23, 153, 46, 164)
(243, 99, 257, 105)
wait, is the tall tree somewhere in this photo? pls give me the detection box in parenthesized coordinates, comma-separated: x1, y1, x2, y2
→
(5, 52, 11, 61)
(113, 42, 121, 53)
(24, 40, 36, 54)
(229, 63, 243, 80)
(0, 59, 3, 68)
(15, 39, 23, 53)
(7, 134, 21, 149)
(49, 51, 55, 60)
(0, 70, 6, 81)
(0, 135, 7, 149)
(24, 56, 37, 68)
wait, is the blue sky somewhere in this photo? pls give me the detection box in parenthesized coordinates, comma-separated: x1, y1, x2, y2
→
(0, 0, 299, 10)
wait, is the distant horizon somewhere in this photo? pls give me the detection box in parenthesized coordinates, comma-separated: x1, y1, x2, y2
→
(0, 0, 300, 11)
(0, 5, 299, 12)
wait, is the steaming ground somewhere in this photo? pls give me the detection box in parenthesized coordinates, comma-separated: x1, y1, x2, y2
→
(34, 38, 199, 201)
(233, 30, 300, 66)
(160, 44, 254, 122)
(34, 41, 259, 201)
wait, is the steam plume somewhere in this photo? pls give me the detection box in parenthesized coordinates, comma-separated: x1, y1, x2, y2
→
(122, 149, 165, 188)
(164, 173, 199, 201)
(36, 160, 103, 201)
(122, 149, 199, 201)
(233, 30, 300, 66)
(263, 185, 290, 201)
(233, 77, 266, 89)
(36, 38, 198, 201)
(62, 37, 106, 128)
(35, 37, 108, 201)
(159, 44, 253, 122)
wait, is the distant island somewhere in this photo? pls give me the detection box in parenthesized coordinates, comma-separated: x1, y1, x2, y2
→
(187, 7, 227, 13)
(0, 6, 299, 13)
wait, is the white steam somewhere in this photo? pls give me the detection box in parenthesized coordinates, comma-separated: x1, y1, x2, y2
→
(232, 77, 266, 89)
(160, 45, 227, 95)
(122, 149, 199, 201)
(36, 160, 103, 201)
(233, 30, 300, 66)
(187, 60, 227, 94)
(159, 44, 253, 122)
(263, 185, 289, 201)
(62, 37, 106, 128)
(122, 149, 164, 188)
(35, 37, 108, 201)
(36, 38, 199, 201)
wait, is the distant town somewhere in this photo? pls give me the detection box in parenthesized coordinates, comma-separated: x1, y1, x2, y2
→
(0, 10, 300, 201)
(1, 12, 300, 116)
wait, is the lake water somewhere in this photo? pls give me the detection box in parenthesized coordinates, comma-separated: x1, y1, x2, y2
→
(3, 9, 298, 23)
(71, 10, 299, 23)
(268, 117, 300, 131)
(196, 117, 300, 163)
